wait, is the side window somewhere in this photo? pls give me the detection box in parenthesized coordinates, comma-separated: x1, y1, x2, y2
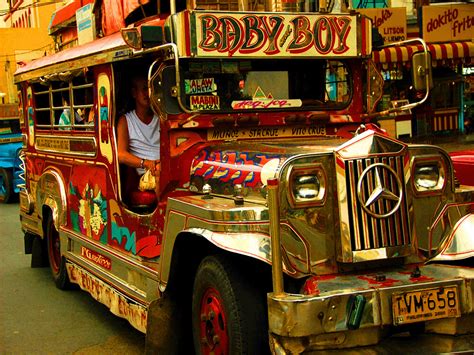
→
(32, 71, 95, 131)
(33, 83, 51, 127)
(52, 81, 69, 127)
(72, 75, 94, 127)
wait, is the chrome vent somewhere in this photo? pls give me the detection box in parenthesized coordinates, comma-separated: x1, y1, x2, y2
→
(345, 155, 410, 251)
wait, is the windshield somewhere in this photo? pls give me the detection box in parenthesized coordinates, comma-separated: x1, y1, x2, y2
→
(178, 59, 351, 113)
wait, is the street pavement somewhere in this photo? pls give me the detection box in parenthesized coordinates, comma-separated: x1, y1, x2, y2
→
(0, 203, 145, 354)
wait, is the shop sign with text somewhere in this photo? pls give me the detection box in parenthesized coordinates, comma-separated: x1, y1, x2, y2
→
(422, 4, 474, 43)
(359, 8, 407, 44)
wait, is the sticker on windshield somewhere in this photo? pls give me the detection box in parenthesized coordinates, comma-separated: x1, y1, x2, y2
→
(185, 78, 217, 94)
(253, 86, 267, 99)
(190, 95, 220, 110)
(231, 85, 302, 109)
(231, 99, 302, 110)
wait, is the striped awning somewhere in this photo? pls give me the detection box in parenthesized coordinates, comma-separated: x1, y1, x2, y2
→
(372, 41, 474, 68)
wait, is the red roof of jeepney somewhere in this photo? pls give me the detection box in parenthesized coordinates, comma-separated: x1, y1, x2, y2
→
(14, 31, 127, 79)
(15, 15, 168, 82)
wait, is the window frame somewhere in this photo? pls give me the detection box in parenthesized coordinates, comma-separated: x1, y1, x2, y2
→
(32, 74, 95, 131)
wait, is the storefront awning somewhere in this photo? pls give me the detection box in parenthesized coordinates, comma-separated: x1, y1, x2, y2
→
(49, 0, 94, 34)
(372, 41, 474, 68)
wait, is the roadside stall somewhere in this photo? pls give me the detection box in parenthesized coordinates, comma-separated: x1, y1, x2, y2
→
(374, 40, 473, 136)
(463, 66, 474, 133)
(371, 4, 474, 137)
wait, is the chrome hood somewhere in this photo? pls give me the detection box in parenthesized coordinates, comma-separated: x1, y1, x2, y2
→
(189, 138, 342, 201)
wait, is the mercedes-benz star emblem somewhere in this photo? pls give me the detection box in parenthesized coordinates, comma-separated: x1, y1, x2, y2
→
(357, 163, 403, 218)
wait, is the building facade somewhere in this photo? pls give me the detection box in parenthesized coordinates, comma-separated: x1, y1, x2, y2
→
(0, 0, 60, 104)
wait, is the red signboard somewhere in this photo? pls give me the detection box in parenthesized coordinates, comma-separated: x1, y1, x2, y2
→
(179, 11, 371, 58)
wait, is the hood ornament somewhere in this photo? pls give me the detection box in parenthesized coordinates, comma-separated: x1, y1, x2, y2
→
(357, 163, 403, 218)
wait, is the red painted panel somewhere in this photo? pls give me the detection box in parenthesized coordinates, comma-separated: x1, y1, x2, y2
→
(450, 150, 474, 186)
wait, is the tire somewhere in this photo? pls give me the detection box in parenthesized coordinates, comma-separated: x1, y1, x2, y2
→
(0, 168, 13, 204)
(45, 213, 70, 289)
(192, 255, 268, 355)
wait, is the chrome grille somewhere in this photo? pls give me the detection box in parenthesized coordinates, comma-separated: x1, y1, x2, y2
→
(345, 155, 410, 251)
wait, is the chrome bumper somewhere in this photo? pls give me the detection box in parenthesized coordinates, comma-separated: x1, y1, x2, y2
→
(268, 264, 474, 352)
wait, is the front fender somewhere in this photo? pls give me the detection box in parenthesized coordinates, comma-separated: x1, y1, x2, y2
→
(160, 194, 271, 291)
(432, 213, 474, 261)
(158, 227, 275, 293)
(186, 227, 273, 264)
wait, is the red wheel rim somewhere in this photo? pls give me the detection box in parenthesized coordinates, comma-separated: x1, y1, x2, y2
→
(199, 287, 229, 354)
(49, 224, 61, 274)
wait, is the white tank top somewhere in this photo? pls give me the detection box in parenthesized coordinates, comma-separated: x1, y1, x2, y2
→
(125, 110, 160, 174)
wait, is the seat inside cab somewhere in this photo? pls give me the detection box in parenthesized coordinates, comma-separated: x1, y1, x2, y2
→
(119, 164, 157, 213)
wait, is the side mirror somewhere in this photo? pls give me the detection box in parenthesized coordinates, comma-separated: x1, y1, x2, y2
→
(412, 52, 433, 91)
(149, 65, 181, 116)
(122, 25, 165, 50)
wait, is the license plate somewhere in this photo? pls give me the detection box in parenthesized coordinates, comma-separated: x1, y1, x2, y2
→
(392, 286, 460, 325)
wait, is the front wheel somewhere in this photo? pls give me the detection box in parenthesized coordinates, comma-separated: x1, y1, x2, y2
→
(0, 168, 13, 203)
(46, 213, 70, 289)
(192, 255, 268, 354)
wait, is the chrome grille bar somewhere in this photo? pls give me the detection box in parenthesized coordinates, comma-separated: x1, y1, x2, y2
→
(345, 155, 410, 251)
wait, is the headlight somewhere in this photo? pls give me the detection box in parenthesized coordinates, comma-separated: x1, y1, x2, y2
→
(414, 164, 439, 189)
(293, 175, 320, 199)
(288, 164, 326, 207)
(412, 158, 445, 193)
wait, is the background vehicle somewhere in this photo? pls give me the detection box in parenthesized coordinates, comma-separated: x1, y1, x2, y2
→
(15, 0, 474, 353)
(450, 150, 474, 186)
(0, 104, 22, 203)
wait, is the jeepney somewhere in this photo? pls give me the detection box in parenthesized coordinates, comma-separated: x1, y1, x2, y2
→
(15, 0, 474, 353)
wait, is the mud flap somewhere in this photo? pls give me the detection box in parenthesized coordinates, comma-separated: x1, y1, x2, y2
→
(24, 232, 35, 254)
(31, 236, 48, 268)
(145, 294, 192, 354)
